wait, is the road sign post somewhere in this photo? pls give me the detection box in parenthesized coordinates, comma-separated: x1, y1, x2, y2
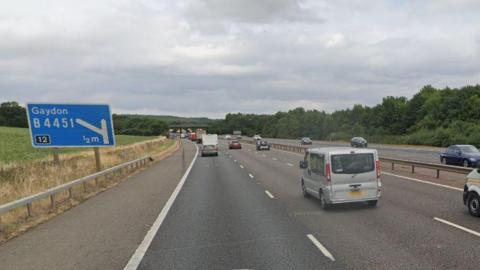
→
(52, 148, 60, 166)
(26, 104, 115, 187)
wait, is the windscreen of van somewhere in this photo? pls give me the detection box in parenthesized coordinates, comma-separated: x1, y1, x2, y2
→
(331, 153, 374, 174)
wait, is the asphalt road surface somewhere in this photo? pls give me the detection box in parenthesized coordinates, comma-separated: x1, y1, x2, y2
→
(262, 137, 443, 164)
(137, 141, 480, 269)
(2, 140, 478, 269)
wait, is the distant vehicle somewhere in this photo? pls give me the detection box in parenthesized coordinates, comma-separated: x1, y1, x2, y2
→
(189, 132, 197, 141)
(253, 135, 262, 141)
(196, 129, 206, 144)
(225, 135, 232, 140)
(463, 165, 480, 217)
(440, 145, 480, 167)
(299, 147, 381, 209)
(201, 134, 218, 157)
(180, 133, 186, 139)
(351, 137, 368, 148)
(233, 130, 242, 139)
(256, 140, 270, 151)
(300, 137, 312, 145)
(229, 140, 242, 149)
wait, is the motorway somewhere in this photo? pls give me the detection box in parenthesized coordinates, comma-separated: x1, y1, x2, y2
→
(136, 141, 479, 269)
(1, 140, 479, 269)
(263, 138, 442, 164)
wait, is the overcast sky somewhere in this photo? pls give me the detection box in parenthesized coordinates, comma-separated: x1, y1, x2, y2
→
(1, 0, 480, 118)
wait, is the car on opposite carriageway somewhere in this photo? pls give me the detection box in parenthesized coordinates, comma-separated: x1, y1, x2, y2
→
(440, 145, 480, 167)
(300, 137, 312, 145)
(351, 137, 368, 148)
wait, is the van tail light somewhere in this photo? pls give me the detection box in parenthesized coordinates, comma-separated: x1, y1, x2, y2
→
(325, 163, 331, 182)
(376, 160, 381, 179)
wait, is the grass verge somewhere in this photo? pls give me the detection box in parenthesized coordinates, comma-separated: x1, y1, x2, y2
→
(0, 138, 178, 244)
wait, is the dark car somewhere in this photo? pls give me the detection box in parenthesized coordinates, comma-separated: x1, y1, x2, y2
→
(256, 140, 270, 151)
(351, 137, 368, 148)
(440, 144, 480, 167)
(228, 140, 242, 150)
(300, 137, 312, 145)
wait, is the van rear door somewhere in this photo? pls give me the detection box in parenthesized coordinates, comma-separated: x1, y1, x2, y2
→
(329, 152, 378, 201)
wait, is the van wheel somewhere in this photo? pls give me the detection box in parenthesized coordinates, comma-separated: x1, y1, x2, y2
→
(367, 200, 378, 207)
(301, 180, 309, 198)
(319, 191, 330, 210)
(467, 192, 480, 217)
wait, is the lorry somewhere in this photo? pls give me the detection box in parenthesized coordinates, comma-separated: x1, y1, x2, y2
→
(189, 132, 197, 142)
(201, 134, 219, 157)
(196, 129, 206, 144)
(233, 130, 242, 139)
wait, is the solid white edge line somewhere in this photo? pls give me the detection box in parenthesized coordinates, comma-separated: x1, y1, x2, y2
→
(433, 217, 480, 237)
(306, 234, 335, 262)
(123, 143, 199, 270)
(265, 190, 274, 199)
(248, 173, 254, 179)
(382, 172, 463, 192)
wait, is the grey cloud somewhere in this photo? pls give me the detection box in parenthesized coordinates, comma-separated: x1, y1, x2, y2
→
(1, 1, 480, 118)
(184, 0, 324, 24)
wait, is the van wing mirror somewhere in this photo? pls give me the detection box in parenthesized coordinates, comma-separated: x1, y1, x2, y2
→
(299, 160, 308, 169)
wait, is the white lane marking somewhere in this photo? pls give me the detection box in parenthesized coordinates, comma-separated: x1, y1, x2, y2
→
(262, 154, 266, 157)
(306, 234, 335, 262)
(124, 143, 199, 270)
(248, 173, 254, 179)
(434, 217, 480, 237)
(265, 190, 274, 199)
(382, 172, 462, 192)
(240, 165, 244, 169)
(287, 163, 293, 167)
(272, 157, 277, 161)
(234, 159, 237, 162)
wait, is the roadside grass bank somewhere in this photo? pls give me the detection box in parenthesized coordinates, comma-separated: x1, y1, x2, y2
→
(0, 126, 157, 166)
(0, 138, 178, 244)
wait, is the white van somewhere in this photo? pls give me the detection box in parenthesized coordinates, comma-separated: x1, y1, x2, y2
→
(463, 167, 480, 217)
(201, 134, 219, 157)
(299, 147, 381, 208)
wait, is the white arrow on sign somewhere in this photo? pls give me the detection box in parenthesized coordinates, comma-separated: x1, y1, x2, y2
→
(75, 118, 110, 144)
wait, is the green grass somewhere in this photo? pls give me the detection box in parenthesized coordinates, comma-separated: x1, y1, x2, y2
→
(0, 126, 157, 165)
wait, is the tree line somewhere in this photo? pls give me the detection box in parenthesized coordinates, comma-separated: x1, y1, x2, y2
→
(208, 85, 480, 147)
(2, 84, 480, 146)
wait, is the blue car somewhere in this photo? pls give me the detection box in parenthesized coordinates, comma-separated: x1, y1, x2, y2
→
(440, 145, 480, 167)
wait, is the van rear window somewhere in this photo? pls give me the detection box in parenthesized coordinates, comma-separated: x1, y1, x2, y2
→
(331, 153, 374, 174)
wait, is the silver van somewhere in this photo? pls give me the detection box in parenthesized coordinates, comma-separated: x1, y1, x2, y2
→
(299, 147, 381, 209)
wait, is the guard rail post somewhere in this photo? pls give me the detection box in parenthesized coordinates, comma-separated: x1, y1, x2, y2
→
(50, 194, 56, 209)
(27, 202, 33, 218)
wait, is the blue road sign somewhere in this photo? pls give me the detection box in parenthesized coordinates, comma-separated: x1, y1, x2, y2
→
(26, 103, 115, 148)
